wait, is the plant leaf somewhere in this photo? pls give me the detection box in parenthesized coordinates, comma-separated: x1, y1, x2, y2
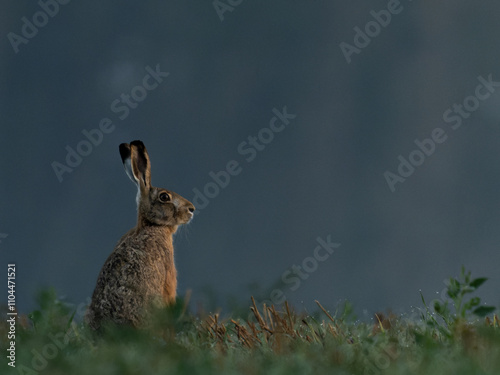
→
(472, 306, 496, 317)
(433, 301, 443, 314)
(470, 277, 488, 289)
(465, 297, 481, 309)
(420, 291, 427, 307)
(461, 286, 475, 294)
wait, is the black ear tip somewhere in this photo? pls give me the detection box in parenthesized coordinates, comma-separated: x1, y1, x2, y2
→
(130, 140, 145, 148)
(119, 143, 131, 162)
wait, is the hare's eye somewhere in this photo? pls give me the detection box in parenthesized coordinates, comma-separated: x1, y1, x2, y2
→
(159, 192, 171, 202)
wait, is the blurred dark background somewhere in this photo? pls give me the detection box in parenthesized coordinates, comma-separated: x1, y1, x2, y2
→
(1, 1, 499, 318)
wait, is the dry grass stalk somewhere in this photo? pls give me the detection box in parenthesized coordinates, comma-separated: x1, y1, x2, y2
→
(315, 300, 335, 323)
(231, 319, 258, 348)
(205, 314, 232, 344)
(285, 301, 295, 332)
(485, 314, 499, 328)
(200, 298, 357, 350)
(250, 296, 266, 329)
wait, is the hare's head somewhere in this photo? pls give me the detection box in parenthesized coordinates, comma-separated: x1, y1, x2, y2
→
(119, 141, 195, 228)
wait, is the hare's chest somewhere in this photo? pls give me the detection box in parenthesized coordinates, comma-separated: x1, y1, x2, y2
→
(162, 267, 177, 304)
(143, 247, 177, 304)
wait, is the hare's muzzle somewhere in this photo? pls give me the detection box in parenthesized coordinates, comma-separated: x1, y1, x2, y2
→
(181, 203, 195, 223)
(187, 205, 195, 220)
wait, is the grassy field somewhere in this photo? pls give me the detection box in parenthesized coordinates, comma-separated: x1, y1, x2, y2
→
(2, 267, 499, 375)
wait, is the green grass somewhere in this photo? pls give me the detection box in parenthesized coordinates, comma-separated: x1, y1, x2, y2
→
(2, 268, 499, 375)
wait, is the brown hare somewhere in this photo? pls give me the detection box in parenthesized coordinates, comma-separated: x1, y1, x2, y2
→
(85, 140, 195, 330)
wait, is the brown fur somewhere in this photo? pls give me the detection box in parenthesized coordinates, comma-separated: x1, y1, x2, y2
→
(85, 141, 195, 330)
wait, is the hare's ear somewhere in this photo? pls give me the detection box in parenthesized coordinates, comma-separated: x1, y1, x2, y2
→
(119, 143, 135, 184)
(119, 141, 152, 192)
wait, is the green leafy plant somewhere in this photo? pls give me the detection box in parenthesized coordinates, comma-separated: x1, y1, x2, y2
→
(28, 287, 75, 333)
(432, 266, 496, 325)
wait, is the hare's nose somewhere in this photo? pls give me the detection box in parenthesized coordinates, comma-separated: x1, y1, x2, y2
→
(188, 206, 195, 213)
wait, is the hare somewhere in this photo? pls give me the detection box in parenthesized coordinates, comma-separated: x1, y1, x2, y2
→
(85, 140, 195, 330)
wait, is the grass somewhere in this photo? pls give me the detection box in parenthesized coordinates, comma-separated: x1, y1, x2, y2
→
(1, 267, 499, 375)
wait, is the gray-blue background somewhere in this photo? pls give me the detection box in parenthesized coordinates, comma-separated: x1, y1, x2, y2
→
(1, 0, 499, 318)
